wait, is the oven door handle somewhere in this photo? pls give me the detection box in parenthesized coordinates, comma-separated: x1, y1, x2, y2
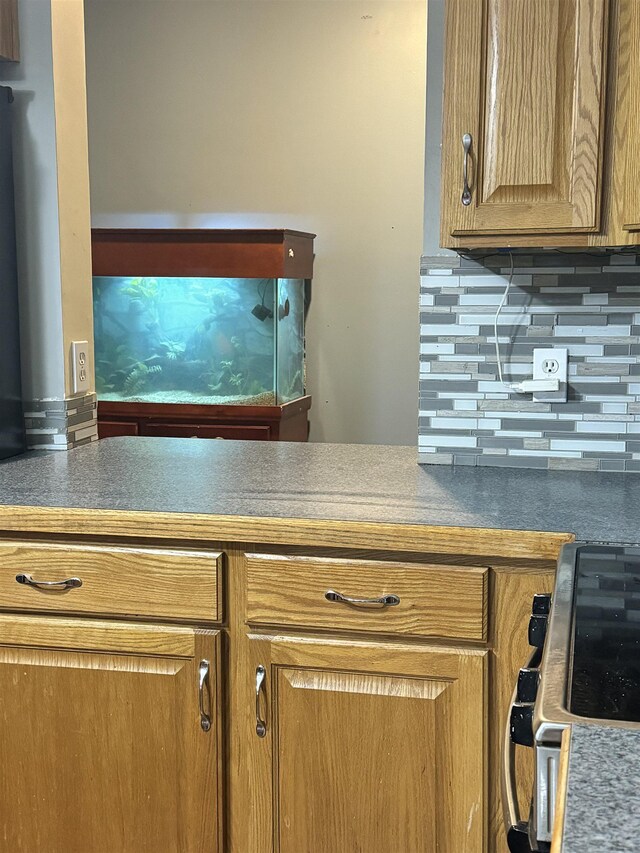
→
(502, 656, 536, 853)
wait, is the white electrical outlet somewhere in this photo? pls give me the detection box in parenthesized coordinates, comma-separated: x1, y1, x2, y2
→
(71, 340, 90, 395)
(532, 347, 568, 403)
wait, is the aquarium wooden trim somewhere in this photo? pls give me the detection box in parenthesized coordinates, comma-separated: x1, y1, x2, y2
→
(97, 396, 312, 443)
(91, 228, 315, 279)
(97, 397, 311, 422)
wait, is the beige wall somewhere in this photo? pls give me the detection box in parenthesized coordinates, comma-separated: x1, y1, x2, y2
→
(52, 0, 95, 399)
(84, 0, 426, 444)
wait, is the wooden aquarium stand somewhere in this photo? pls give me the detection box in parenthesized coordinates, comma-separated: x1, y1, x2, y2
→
(97, 397, 312, 442)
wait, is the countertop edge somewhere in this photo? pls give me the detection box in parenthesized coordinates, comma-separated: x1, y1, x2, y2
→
(0, 504, 575, 560)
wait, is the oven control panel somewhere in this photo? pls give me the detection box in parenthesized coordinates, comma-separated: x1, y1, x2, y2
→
(510, 594, 550, 749)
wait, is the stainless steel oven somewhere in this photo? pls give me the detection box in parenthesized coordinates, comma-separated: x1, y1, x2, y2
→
(502, 542, 640, 852)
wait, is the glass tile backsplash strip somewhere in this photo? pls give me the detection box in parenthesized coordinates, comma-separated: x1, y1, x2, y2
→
(418, 252, 640, 472)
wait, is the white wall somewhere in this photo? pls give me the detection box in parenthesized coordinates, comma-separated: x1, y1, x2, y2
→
(84, 0, 426, 445)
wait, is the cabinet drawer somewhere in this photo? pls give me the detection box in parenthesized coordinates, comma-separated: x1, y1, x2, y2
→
(141, 422, 271, 440)
(98, 419, 139, 439)
(0, 541, 221, 623)
(246, 554, 488, 641)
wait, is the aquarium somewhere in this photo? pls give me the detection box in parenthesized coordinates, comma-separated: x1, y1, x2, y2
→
(93, 276, 306, 406)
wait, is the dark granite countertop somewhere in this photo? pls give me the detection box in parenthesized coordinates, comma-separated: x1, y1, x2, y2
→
(0, 437, 638, 543)
(560, 724, 640, 853)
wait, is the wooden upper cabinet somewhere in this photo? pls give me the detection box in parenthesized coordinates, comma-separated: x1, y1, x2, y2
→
(441, 0, 609, 246)
(621, 0, 640, 232)
(587, 0, 640, 247)
(239, 635, 487, 853)
(0, 0, 19, 62)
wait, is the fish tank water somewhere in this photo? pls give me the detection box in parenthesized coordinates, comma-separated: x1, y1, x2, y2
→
(93, 276, 306, 406)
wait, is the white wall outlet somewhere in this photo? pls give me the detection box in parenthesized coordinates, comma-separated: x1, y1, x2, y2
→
(532, 347, 568, 403)
(71, 340, 90, 395)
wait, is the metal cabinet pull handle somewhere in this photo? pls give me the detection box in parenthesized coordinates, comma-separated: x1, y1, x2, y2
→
(325, 589, 400, 608)
(198, 660, 212, 732)
(461, 133, 472, 206)
(255, 664, 267, 738)
(15, 573, 82, 591)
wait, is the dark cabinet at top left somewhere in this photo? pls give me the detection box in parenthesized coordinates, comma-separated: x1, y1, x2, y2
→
(0, 0, 19, 62)
(0, 85, 25, 460)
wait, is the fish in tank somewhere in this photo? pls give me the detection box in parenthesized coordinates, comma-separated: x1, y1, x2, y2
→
(92, 276, 306, 406)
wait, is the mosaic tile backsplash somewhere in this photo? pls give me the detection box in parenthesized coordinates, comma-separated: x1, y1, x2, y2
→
(419, 252, 640, 472)
(23, 393, 98, 451)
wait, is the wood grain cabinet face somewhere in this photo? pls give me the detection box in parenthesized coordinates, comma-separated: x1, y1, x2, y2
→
(99, 419, 139, 438)
(244, 636, 487, 853)
(620, 0, 640, 232)
(0, 615, 221, 853)
(141, 422, 272, 440)
(441, 0, 608, 245)
(246, 553, 488, 641)
(0, 0, 19, 62)
(0, 540, 222, 623)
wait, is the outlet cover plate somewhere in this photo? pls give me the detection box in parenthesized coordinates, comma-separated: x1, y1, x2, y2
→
(71, 340, 90, 395)
(532, 347, 567, 403)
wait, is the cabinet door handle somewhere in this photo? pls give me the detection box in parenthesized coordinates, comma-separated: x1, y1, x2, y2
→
(325, 589, 400, 608)
(15, 573, 82, 591)
(255, 664, 267, 738)
(198, 660, 212, 732)
(461, 133, 472, 205)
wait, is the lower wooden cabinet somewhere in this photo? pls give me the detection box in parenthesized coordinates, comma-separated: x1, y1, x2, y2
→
(240, 634, 487, 853)
(0, 532, 559, 853)
(0, 614, 221, 853)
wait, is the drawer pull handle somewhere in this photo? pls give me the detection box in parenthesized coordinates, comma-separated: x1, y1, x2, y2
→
(256, 664, 267, 738)
(325, 589, 400, 608)
(15, 574, 82, 591)
(461, 132, 472, 205)
(199, 660, 212, 732)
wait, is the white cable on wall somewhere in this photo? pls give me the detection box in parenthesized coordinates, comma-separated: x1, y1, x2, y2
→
(493, 252, 518, 391)
(492, 252, 560, 396)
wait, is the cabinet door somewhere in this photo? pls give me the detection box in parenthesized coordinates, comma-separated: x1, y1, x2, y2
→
(441, 0, 608, 244)
(242, 635, 486, 853)
(621, 0, 640, 232)
(0, 614, 221, 853)
(98, 418, 139, 438)
(0, 0, 19, 62)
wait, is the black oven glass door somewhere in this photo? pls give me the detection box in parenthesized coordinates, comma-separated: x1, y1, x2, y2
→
(570, 545, 640, 721)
